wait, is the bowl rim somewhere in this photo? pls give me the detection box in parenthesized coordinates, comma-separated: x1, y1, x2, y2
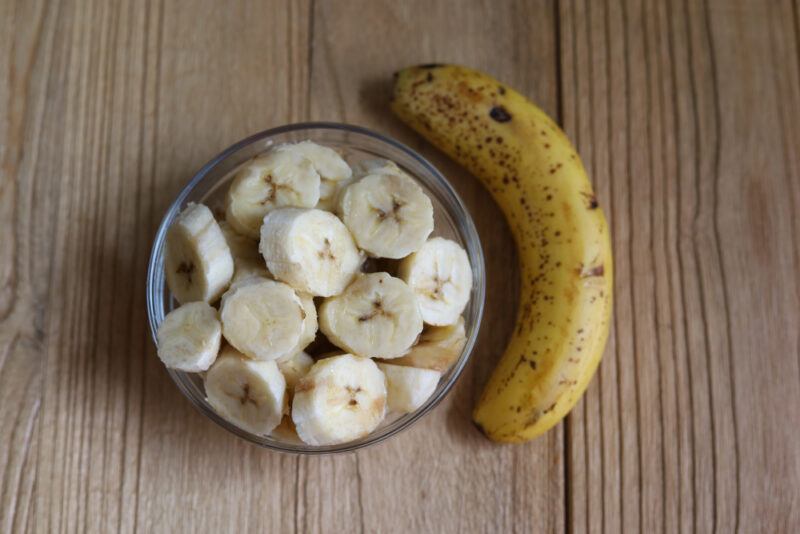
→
(146, 121, 486, 454)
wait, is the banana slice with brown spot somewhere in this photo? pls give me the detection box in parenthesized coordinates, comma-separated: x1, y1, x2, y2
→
(165, 202, 234, 304)
(291, 354, 387, 445)
(205, 346, 286, 435)
(319, 272, 423, 359)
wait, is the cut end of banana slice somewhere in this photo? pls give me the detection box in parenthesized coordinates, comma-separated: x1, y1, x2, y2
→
(291, 354, 387, 446)
(339, 169, 433, 259)
(280, 141, 353, 212)
(205, 346, 286, 435)
(260, 208, 362, 297)
(292, 293, 318, 354)
(225, 149, 321, 238)
(352, 159, 402, 177)
(165, 203, 234, 304)
(286, 141, 352, 182)
(270, 415, 303, 444)
(319, 272, 423, 359)
(377, 363, 441, 413)
(384, 317, 466, 372)
(316, 177, 353, 212)
(399, 237, 472, 326)
(220, 278, 305, 361)
(156, 301, 222, 372)
(277, 350, 314, 391)
(220, 220, 273, 285)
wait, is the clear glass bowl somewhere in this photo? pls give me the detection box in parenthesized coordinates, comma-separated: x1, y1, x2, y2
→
(146, 122, 485, 453)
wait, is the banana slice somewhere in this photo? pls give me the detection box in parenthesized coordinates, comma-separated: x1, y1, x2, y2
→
(165, 203, 234, 304)
(156, 301, 222, 372)
(352, 158, 402, 177)
(277, 351, 314, 391)
(317, 178, 352, 212)
(259, 208, 362, 297)
(377, 362, 441, 413)
(219, 221, 271, 284)
(386, 317, 466, 372)
(338, 168, 434, 258)
(291, 354, 387, 445)
(205, 346, 286, 435)
(270, 416, 303, 444)
(289, 293, 318, 355)
(220, 278, 305, 361)
(319, 272, 423, 359)
(225, 148, 321, 238)
(281, 141, 353, 212)
(230, 262, 272, 286)
(398, 237, 472, 325)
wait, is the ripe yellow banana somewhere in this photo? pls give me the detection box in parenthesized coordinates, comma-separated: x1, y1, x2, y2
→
(391, 64, 612, 443)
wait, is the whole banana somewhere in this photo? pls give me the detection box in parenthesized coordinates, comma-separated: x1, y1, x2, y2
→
(391, 64, 613, 443)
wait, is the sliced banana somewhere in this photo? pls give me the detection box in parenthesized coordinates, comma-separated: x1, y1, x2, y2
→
(338, 165, 433, 258)
(219, 221, 271, 284)
(277, 351, 314, 391)
(165, 202, 234, 304)
(225, 148, 321, 238)
(270, 416, 303, 444)
(352, 158, 402, 177)
(230, 262, 272, 286)
(398, 237, 472, 326)
(259, 208, 362, 297)
(297, 293, 318, 352)
(156, 301, 222, 372)
(220, 278, 305, 361)
(317, 178, 352, 212)
(377, 363, 441, 413)
(205, 346, 286, 435)
(281, 141, 352, 212)
(291, 354, 387, 445)
(387, 317, 466, 372)
(319, 272, 423, 359)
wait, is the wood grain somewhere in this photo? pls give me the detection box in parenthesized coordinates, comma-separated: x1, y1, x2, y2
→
(560, 0, 800, 532)
(0, 0, 798, 532)
(306, 2, 563, 533)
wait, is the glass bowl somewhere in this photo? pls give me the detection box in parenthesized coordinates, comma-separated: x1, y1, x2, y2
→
(146, 122, 485, 454)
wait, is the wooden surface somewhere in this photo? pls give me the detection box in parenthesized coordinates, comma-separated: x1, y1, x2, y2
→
(1, 0, 798, 532)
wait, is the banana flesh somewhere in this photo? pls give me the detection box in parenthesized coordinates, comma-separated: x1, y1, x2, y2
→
(319, 272, 423, 359)
(259, 208, 362, 297)
(378, 362, 441, 414)
(226, 148, 321, 238)
(205, 346, 286, 435)
(219, 278, 305, 361)
(164, 202, 234, 304)
(291, 354, 387, 446)
(398, 237, 472, 326)
(156, 301, 222, 372)
(339, 167, 434, 259)
(385, 317, 466, 373)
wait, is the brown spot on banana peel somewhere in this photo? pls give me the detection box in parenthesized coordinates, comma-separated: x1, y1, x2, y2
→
(489, 106, 512, 122)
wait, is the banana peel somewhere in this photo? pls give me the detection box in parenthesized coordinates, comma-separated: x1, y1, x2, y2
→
(391, 64, 612, 443)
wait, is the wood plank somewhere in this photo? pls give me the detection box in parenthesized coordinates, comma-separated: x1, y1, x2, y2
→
(3, 0, 798, 532)
(560, 0, 800, 532)
(0, 0, 309, 532)
(307, 1, 563, 533)
(134, 1, 311, 532)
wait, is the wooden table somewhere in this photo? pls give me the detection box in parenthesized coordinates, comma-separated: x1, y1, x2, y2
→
(2, 0, 799, 532)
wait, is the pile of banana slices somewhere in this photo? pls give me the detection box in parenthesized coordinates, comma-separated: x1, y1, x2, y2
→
(156, 141, 473, 446)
